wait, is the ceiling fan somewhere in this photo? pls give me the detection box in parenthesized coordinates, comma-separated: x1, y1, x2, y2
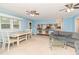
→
(26, 10, 39, 16)
(59, 3, 79, 12)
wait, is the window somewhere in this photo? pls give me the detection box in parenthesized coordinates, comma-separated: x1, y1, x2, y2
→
(1, 17, 10, 29)
(13, 19, 19, 29)
(0, 16, 20, 29)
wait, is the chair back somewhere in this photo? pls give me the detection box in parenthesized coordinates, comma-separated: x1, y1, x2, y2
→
(1, 31, 10, 42)
(0, 32, 3, 42)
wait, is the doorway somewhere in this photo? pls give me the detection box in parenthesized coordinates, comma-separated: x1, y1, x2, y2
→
(75, 18, 79, 32)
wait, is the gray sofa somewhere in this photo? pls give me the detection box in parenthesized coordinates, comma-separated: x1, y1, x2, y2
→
(49, 31, 79, 48)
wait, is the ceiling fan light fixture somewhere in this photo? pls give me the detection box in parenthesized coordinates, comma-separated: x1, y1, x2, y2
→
(70, 8, 74, 11)
(30, 13, 35, 16)
(66, 8, 74, 12)
(67, 8, 71, 12)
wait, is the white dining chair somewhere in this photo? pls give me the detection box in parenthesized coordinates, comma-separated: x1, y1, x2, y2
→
(0, 32, 4, 49)
(1, 31, 17, 51)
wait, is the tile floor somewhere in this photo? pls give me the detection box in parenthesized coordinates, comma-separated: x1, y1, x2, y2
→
(0, 35, 76, 55)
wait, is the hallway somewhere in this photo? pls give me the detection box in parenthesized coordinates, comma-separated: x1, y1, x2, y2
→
(1, 35, 75, 55)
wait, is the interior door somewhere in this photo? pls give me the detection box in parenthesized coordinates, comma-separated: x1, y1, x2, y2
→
(76, 19, 79, 32)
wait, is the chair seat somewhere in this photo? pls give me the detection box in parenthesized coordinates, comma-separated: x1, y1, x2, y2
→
(5, 39, 17, 43)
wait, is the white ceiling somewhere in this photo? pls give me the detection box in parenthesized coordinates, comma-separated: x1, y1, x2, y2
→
(0, 3, 79, 20)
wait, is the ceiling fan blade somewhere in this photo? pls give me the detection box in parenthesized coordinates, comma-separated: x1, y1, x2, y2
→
(65, 4, 69, 7)
(26, 11, 31, 14)
(26, 10, 39, 16)
(35, 13, 39, 15)
(74, 3, 79, 6)
(74, 7, 79, 9)
(31, 10, 36, 13)
(65, 3, 73, 8)
(59, 9, 65, 11)
(26, 11, 29, 12)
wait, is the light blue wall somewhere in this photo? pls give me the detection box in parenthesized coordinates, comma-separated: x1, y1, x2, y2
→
(21, 19, 30, 30)
(62, 14, 79, 32)
(32, 15, 79, 34)
(63, 16, 75, 32)
(32, 19, 56, 34)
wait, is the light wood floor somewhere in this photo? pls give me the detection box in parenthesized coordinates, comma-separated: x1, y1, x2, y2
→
(0, 35, 75, 55)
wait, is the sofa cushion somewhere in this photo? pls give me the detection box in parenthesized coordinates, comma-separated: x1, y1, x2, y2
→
(72, 33, 79, 39)
(58, 31, 72, 37)
(51, 31, 72, 37)
(63, 32, 72, 37)
(57, 31, 63, 36)
(54, 31, 63, 36)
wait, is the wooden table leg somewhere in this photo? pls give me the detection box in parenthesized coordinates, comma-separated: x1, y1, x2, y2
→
(7, 42, 10, 51)
(17, 37, 19, 46)
(26, 34, 27, 40)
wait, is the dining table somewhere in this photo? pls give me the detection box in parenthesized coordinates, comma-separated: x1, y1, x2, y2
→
(10, 31, 31, 46)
